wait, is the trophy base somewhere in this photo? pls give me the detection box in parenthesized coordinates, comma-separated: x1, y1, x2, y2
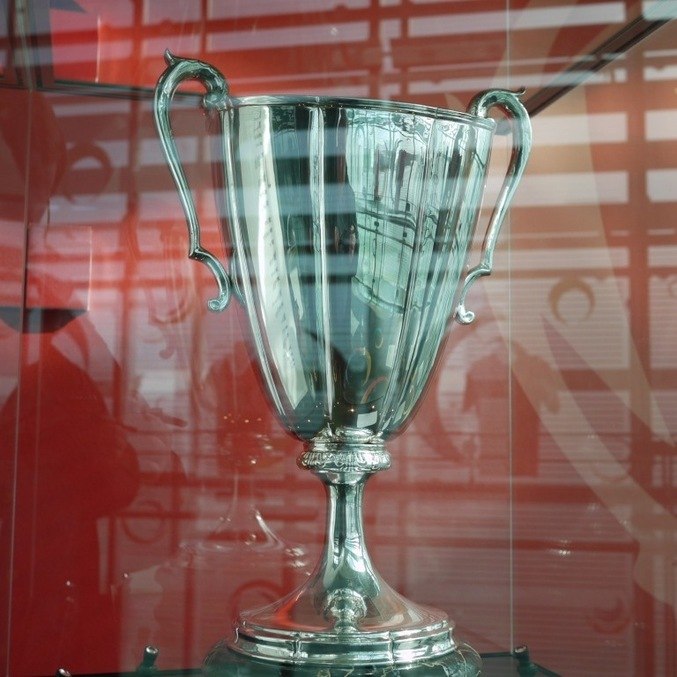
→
(204, 437, 481, 674)
(204, 641, 482, 675)
(223, 581, 463, 667)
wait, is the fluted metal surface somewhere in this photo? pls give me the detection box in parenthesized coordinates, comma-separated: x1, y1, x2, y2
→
(222, 98, 493, 441)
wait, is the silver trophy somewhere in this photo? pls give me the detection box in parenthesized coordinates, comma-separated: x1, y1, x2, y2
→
(154, 51, 531, 674)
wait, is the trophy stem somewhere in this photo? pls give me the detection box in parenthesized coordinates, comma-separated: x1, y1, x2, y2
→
(321, 478, 379, 621)
(210, 430, 481, 673)
(304, 438, 388, 630)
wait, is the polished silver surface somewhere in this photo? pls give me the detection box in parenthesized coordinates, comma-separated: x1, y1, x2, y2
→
(154, 50, 531, 672)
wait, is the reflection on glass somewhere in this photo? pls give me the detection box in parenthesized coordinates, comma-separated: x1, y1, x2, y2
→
(0, 332, 140, 674)
(2, 2, 676, 675)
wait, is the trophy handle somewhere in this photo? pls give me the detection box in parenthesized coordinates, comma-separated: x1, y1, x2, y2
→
(154, 50, 232, 312)
(454, 89, 532, 325)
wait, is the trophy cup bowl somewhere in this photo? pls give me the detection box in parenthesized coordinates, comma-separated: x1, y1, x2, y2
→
(155, 51, 531, 674)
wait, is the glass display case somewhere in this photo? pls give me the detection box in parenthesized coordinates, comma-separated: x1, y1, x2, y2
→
(1, 1, 675, 675)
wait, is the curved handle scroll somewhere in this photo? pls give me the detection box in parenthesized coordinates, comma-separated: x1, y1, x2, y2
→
(454, 89, 532, 325)
(154, 50, 232, 312)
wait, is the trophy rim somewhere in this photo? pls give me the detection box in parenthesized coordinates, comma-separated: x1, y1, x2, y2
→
(227, 94, 496, 129)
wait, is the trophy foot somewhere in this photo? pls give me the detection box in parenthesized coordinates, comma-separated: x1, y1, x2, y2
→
(225, 576, 464, 666)
(204, 640, 482, 675)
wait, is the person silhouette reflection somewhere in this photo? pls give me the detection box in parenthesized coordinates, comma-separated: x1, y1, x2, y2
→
(0, 329, 140, 674)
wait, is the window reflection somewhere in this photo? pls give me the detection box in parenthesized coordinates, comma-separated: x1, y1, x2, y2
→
(0, 1, 675, 675)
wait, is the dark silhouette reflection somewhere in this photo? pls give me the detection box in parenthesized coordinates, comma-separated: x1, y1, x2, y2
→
(0, 91, 66, 226)
(463, 341, 559, 476)
(0, 86, 111, 673)
(0, 333, 140, 674)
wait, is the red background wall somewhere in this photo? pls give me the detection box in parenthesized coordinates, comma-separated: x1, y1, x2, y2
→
(0, 1, 675, 674)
